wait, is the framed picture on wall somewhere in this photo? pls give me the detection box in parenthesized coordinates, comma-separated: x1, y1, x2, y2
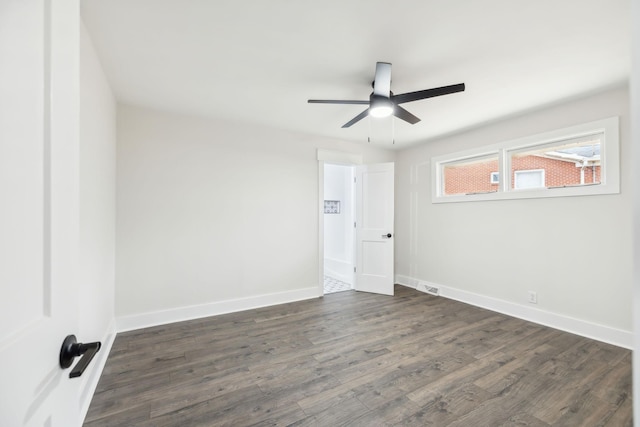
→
(324, 200, 340, 214)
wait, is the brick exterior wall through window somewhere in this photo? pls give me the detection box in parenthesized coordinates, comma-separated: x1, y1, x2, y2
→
(444, 155, 601, 195)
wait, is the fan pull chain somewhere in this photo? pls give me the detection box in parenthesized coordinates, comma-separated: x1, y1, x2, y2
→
(392, 115, 396, 144)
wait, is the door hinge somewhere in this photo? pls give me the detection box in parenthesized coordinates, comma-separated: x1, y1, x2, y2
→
(354, 222, 356, 228)
(354, 177, 356, 183)
(354, 267, 356, 273)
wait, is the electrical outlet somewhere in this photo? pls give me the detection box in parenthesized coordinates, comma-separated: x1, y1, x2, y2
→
(528, 291, 537, 304)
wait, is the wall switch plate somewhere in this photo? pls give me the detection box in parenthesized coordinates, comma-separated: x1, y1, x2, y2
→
(528, 291, 537, 304)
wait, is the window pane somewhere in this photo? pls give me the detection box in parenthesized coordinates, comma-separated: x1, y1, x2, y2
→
(510, 133, 602, 190)
(442, 154, 499, 196)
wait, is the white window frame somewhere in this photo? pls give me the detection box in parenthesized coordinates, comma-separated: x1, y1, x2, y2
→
(490, 172, 500, 184)
(432, 117, 619, 203)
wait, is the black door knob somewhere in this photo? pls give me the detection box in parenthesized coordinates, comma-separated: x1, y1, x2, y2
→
(59, 335, 101, 378)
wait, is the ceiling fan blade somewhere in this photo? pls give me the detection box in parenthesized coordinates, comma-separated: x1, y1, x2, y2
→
(342, 109, 370, 128)
(393, 105, 421, 125)
(393, 83, 465, 105)
(373, 62, 392, 97)
(308, 99, 370, 105)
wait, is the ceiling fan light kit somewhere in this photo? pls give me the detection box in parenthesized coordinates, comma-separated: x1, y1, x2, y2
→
(369, 95, 394, 118)
(308, 62, 465, 129)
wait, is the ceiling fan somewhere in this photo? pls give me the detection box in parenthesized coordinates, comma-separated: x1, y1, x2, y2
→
(308, 62, 465, 128)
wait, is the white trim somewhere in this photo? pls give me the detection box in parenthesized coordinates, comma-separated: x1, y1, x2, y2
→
(115, 287, 319, 333)
(318, 161, 325, 297)
(395, 275, 632, 349)
(432, 116, 619, 203)
(79, 318, 117, 423)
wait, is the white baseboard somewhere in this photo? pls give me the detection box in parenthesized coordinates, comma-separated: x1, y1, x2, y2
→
(115, 287, 319, 333)
(79, 318, 117, 423)
(395, 275, 632, 349)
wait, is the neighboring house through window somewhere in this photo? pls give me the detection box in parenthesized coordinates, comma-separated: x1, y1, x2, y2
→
(432, 117, 618, 203)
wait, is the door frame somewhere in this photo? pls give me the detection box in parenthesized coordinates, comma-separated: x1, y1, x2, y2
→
(317, 149, 363, 296)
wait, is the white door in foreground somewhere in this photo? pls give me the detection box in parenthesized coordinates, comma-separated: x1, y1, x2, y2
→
(0, 1, 81, 425)
(355, 163, 395, 296)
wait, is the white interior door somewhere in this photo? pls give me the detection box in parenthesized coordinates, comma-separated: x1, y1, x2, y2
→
(355, 163, 395, 296)
(0, 1, 81, 425)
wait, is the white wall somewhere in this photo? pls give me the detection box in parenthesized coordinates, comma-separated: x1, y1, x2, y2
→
(78, 21, 116, 416)
(631, 0, 640, 422)
(395, 86, 632, 347)
(324, 164, 354, 284)
(116, 105, 394, 329)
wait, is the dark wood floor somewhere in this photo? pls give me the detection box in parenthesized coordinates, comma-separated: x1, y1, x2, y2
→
(84, 285, 632, 426)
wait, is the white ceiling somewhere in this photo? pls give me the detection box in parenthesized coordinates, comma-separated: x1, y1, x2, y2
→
(81, 0, 630, 148)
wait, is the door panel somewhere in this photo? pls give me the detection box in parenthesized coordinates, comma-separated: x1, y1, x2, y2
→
(355, 163, 394, 296)
(0, 1, 80, 425)
(361, 241, 387, 276)
(362, 169, 392, 229)
(0, 0, 47, 345)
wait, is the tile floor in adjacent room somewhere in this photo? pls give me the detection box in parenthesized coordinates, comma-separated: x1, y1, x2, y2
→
(323, 276, 352, 294)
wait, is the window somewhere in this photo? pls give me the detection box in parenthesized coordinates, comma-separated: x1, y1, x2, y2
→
(508, 133, 602, 190)
(441, 153, 499, 196)
(432, 117, 619, 203)
(513, 170, 545, 189)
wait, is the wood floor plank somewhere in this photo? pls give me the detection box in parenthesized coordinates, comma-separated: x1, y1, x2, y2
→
(592, 356, 633, 406)
(473, 343, 555, 392)
(499, 412, 551, 427)
(348, 395, 421, 426)
(605, 395, 633, 427)
(299, 395, 370, 426)
(405, 351, 514, 406)
(84, 285, 632, 426)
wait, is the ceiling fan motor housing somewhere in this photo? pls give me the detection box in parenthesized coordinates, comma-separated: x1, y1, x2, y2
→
(369, 94, 394, 118)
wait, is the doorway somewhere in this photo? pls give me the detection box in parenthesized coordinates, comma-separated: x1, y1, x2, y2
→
(323, 163, 355, 294)
(317, 150, 395, 297)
